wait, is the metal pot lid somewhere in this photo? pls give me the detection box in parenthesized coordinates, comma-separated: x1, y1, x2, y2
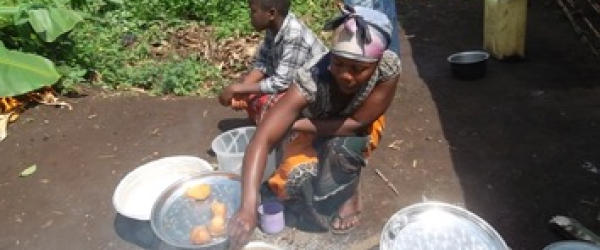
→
(380, 202, 509, 250)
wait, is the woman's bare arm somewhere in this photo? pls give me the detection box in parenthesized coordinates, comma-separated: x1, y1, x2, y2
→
(351, 75, 399, 124)
(292, 75, 399, 136)
(239, 84, 307, 211)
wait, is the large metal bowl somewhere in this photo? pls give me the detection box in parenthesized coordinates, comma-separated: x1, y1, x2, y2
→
(380, 202, 509, 250)
(150, 172, 241, 249)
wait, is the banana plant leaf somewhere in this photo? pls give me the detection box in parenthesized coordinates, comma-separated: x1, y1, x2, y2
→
(0, 7, 17, 28)
(20, 7, 83, 43)
(0, 46, 60, 97)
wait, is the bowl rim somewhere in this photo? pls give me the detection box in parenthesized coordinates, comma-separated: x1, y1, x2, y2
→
(211, 126, 257, 156)
(447, 50, 490, 64)
(244, 241, 285, 250)
(543, 240, 600, 250)
(112, 155, 213, 220)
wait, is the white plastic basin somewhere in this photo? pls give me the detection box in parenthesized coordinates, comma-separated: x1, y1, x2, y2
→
(112, 155, 213, 220)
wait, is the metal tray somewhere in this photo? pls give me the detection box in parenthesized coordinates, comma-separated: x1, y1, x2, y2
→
(151, 172, 241, 249)
(380, 202, 509, 250)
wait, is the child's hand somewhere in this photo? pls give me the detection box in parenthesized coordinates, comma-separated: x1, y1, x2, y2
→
(218, 84, 238, 106)
(231, 95, 249, 111)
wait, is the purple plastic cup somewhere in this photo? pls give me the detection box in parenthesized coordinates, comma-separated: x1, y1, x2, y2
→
(258, 201, 285, 234)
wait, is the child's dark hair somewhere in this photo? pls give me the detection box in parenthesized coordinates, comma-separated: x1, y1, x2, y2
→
(253, 0, 291, 16)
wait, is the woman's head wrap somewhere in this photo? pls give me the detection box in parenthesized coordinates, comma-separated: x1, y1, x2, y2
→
(324, 4, 392, 62)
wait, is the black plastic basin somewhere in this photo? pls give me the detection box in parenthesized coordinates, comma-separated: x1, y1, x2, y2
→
(447, 51, 490, 80)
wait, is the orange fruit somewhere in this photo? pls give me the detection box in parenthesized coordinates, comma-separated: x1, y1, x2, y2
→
(231, 98, 248, 109)
(190, 225, 211, 245)
(186, 184, 211, 200)
(211, 201, 227, 218)
(208, 216, 226, 237)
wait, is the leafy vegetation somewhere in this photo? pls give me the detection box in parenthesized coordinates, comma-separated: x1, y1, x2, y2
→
(0, 1, 83, 97)
(0, 44, 61, 97)
(0, 0, 335, 97)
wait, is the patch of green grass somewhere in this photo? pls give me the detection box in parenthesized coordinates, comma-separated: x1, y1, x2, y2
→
(64, 17, 224, 96)
(121, 0, 252, 38)
(124, 56, 224, 96)
(293, 0, 335, 32)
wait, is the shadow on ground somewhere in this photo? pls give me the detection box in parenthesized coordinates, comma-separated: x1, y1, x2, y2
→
(114, 214, 161, 249)
(397, 1, 600, 249)
(217, 118, 254, 132)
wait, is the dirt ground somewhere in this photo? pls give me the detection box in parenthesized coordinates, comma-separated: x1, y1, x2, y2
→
(1, 1, 599, 250)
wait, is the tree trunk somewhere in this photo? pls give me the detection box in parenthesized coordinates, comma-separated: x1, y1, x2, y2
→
(484, 0, 528, 61)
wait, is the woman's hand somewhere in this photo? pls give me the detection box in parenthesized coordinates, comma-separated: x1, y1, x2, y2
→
(227, 206, 257, 250)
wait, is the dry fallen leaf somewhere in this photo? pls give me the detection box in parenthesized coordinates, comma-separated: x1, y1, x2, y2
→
(388, 140, 404, 150)
(19, 164, 37, 177)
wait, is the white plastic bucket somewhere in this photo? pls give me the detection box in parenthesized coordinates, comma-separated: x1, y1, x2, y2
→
(211, 126, 277, 182)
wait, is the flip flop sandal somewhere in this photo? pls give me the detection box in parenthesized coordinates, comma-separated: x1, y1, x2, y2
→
(329, 211, 362, 235)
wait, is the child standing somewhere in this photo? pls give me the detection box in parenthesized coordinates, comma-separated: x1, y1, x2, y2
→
(218, 0, 328, 124)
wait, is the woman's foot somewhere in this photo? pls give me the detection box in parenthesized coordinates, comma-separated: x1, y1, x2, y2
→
(329, 190, 362, 234)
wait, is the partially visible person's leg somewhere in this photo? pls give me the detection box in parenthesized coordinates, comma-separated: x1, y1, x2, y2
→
(308, 135, 369, 233)
(266, 131, 367, 232)
(266, 117, 385, 233)
(268, 132, 319, 200)
(375, 0, 400, 55)
(343, 0, 373, 8)
(344, 0, 401, 55)
(308, 115, 385, 233)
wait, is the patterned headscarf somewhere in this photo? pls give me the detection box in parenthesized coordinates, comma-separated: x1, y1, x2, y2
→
(324, 4, 392, 62)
